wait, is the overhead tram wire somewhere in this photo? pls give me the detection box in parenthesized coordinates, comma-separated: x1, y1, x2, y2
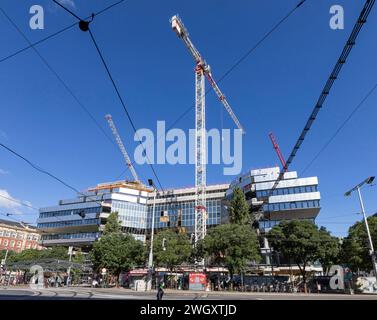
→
(51, 0, 164, 190)
(164, 0, 308, 134)
(0, 8, 114, 147)
(0, 142, 113, 236)
(301, 82, 377, 175)
(87, 29, 164, 191)
(0, 194, 38, 211)
(0, 1, 138, 180)
(0, 0, 127, 64)
(114, 0, 309, 180)
(0, 142, 105, 208)
(266, 0, 376, 200)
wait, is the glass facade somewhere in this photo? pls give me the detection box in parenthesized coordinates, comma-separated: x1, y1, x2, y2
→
(42, 232, 99, 241)
(112, 200, 148, 230)
(39, 206, 101, 218)
(37, 218, 100, 229)
(263, 199, 320, 212)
(147, 198, 223, 233)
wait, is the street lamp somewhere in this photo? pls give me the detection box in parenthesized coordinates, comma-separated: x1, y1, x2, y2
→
(345, 176, 377, 278)
(147, 179, 157, 291)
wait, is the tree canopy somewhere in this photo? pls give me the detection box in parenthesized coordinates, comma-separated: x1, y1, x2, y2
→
(268, 220, 339, 283)
(90, 211, 146, 281)
(153, 229, 192, 270)
(341, 216, 377, 272)
(90, 232, 145, 278)
(102, 212, 122, 235)
(228, 187, 250, 225)
(199, 223, 260, 276)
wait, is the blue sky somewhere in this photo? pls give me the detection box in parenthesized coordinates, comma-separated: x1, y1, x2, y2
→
(0, 0, 376, 237)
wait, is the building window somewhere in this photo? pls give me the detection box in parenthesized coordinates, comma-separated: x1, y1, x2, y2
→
(16, 241, 21, 248)
(3, 240, 8, 246)
(0, 230, 3, 236)
(10, 240, 15, 247)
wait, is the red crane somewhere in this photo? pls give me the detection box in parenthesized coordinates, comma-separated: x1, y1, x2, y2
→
(269, 132, 287, 171)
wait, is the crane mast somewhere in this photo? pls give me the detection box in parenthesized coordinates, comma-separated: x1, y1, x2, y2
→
(105, 114, 140, 183)
(171, 15, 244, 247)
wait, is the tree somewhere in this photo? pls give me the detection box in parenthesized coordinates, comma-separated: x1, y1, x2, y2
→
(341, 216, 377, 272)
(318, 227, 341, 275)
(228, 187, 250, 225)
(90, 214, 145, 285)
(267, 220, 339, 289)
(102, 212, 122, 235)
(199, 224, 260, 277)
(7, 247, 68, 263)
(153, 229, 192, 271)
(90, 233, 145, 285)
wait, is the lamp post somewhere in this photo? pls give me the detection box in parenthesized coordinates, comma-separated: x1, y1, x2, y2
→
(345, 176, 377, 278)
(147, 179, 157, 291)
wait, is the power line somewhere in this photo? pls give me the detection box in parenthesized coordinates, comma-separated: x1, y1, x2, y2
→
(0, 142, 106, 208)
(267, 0, 376, 197)
(0, 194, 38, 211)
(115, 0, 308, 180)
(165, 0, 308, 135)
(0, 8, 115, 146)
(0, 1, 137, 181)
(0, 22, 77, 64)
(0, 0, 127, 64)
(301, 82, 377, 174)
(87, 29, 164, 190)
(0, 142, 81, 195)
(0, 212, 34, 226)
(52, 0, 164, 190)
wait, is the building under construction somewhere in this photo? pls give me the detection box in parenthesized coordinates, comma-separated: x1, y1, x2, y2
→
(36, 180, 228, 249)
(36, 166, 319, 252)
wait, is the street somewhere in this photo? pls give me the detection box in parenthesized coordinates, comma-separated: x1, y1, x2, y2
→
(0, 287, 376, 300)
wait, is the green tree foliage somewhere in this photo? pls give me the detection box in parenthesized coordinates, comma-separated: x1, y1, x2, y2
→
(268, 220, 339, 285)
(228, 187, 250, 225)
(90, 233, 145, 281)
(90, 214, 145, 283)
(318, 226, 341, 275)
(7, 246, 68, 263)
(153, 229, 192, 271)
(199, 224, 260, 277)
(341, 216, 377, 272)
(102, 212, 122, 235)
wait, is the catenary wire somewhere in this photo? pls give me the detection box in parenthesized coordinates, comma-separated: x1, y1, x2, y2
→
(0, 0, 127, 64)
(115, 0, 309, 180)
(0, 194, 38, 211)
(51, 0, 165, 190)
(0, 1, 137, 181)
(267, 0, 376, 198)
(301, 82, 377, 175)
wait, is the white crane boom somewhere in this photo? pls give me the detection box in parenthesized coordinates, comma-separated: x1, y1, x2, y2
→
(105, 114, 140, 183)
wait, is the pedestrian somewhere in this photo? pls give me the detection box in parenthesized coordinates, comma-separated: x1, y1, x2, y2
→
(157, 282, 165, 300)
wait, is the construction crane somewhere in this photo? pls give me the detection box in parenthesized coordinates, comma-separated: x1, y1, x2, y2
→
(171, 15, 244, 246)
(269, 132, 286, 170)
(105, 114, 140, 184)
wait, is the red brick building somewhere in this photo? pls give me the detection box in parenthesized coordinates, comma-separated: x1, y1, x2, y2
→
(0, 219, 42, 253)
